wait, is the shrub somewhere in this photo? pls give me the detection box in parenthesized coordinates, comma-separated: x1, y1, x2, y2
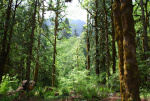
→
(59, 68, 112, 100)
(106, 70, 120, 92)
(61, 87, 69, 96)
(0, 78, 10, 95)
(137, 51, 150, 90)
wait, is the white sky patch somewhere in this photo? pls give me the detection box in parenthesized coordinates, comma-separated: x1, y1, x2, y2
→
(44, 0, 87, 22)
(44, 0, 136, 22)
(65, 0, 87, 22)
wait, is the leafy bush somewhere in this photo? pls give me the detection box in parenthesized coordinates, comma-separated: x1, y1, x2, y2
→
(0, 80, 10, 95)
(59, 68, 112, 100)
(0, 75, 19, 95)
(106, 70, 120, 92)
(137, 51, 150, 90)
(0, 95, 17, 101)
(61, 87, 69, 96)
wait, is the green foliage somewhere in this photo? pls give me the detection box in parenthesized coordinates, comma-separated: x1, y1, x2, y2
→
(1, 0, 150, 100)
(137, 51, 150, 90)
(0, 95, 17, 101)
(59, 68, 112, 100)
(0, 75, 19, 101)
(0, 75, 18, 95)
(34, 87, 45, 97)
(106, 70, 120, 92)
(0, 79, 9, 95)
(57, 36, 86, 77)
(61, 87, 70, 96)
(140, 89, 150, 100)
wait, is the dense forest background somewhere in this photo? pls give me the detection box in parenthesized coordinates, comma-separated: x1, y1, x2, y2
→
(0, 0, 150, 101)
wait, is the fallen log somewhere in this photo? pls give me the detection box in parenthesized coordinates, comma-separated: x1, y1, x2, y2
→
(7, 80, 35, 96)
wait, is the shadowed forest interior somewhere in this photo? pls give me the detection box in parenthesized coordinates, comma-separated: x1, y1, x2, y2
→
(0, 0, 150, 101)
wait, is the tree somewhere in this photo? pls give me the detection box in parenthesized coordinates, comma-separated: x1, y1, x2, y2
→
(111, 0, 116, 74)
(0, 0, 18, 83)
(86, 13, 90, 70)
(61, 18, 71, 38)
(113, 0, 125, 100)
(50, 0, 67, 87)
(95, 0, 100, 75)
(121, 0, 140, 100)
(34, 0, 45, 85)
(52, 2, 58, 87)
(103, 0, 110, 78)
(140, 0, 149, 59)
(26, 0, 37, 91)
(74, 29, 79, 36)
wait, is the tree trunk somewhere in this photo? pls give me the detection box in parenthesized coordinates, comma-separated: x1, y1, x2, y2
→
(34, 35, 40, 85)
(87, 13, 90, 70)
(113, 0, 125, 100)
(0, 0, 13, 84)
(52, 16, 57, 87)
(21, 58, 25, 81)
(103, 0, 110, 77)
(52, 0, 59, 86)
(34, 0, 44, 86)
(145, 0, 149, 29)
(26, 0, 37, 91)
(140, 0, 149, 59)
(77, 48, 79, 70)
(95, 0, 99, 75)
(121, 0, 140, 100)
(111, 0, 116, 74)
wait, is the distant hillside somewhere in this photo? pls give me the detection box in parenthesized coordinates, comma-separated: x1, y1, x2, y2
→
(69, 19, 85, 36)
(45, 19, 86, 36)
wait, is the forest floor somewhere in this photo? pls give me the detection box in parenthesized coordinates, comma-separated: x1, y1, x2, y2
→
(12, 93, 150, 101)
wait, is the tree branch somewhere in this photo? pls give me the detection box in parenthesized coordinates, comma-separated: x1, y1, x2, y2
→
(41, 33, 54, 46)
(78, 0, 94, 16)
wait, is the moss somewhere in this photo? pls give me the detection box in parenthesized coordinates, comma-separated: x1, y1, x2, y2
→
(121, 2, 133, 12)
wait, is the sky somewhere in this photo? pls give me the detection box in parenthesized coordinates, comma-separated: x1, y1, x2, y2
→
(44, 0, 135, 22)
(65, 0, 87, 22)
(44, 0, 87, 22)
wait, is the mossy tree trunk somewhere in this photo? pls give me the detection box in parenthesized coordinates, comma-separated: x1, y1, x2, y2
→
(121, 0, 140, 100)
(103, 0, 110, 78)
(113, 0, 125, 100)
(111, 0, 116, 74)
(140, 0, 149, 59)
(34, 34, 40, 85)
(86, 13, 90, 70)
(145, 0, 149, 28)
(99, 21, 106, 83)
(34, 0, 44, 86)
(95, 0, 100, 75)
(26, 0, 37, 91)
(52, 0, 59, 87)
(52, 13, 58, 87)
(0, 0, 13, 84)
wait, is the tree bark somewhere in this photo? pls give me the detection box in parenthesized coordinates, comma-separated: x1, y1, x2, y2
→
(121, 0, 140, 100)
(140, 0, 149, 59)
(26, 0, 37, 91)
(77, 48, 79, 70)
(103, 0, 110, 77)
(34, 35, 40, 85)
(52, 0, 59, 87)
(0, 0, 13, 84)
(113, 0, 125, 100)
(52, 15, 57, 87)
(145, 0, 149, 29)
(95, 0, 100, 75)
(87, 13, 90, 70)
(111, 0, 116, 74)
(34, 0, 44, 86)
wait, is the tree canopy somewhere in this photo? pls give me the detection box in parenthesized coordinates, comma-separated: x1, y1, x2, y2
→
(0, 0, 150, 101)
